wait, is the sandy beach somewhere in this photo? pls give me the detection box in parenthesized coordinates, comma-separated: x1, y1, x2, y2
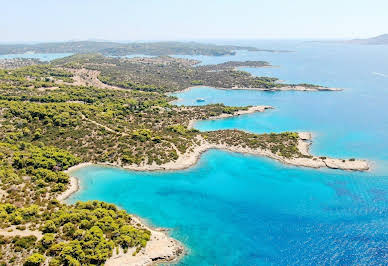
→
(56, 164, 89, 202)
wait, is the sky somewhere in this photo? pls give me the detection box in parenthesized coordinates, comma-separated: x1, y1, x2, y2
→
(1, 0, 387, 43)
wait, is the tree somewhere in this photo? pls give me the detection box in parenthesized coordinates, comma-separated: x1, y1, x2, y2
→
(33, 129, 42, 140)
(24, 253, 45, 266)
(40, 233, 55, 249)
(42, 220, 56, 233)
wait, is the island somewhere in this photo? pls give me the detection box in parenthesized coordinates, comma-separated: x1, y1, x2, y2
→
(0, 53, 368, 265)
(0, 41, 288, 57)
(347, 34, 388, 45)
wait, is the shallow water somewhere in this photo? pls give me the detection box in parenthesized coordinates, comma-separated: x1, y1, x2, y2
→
(69, 41, 388, 265)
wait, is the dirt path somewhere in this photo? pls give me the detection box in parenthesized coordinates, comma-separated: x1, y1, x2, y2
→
(60, 68, 128, 91)
(80, 114, 117, 133)
(0, 226, 43, 240)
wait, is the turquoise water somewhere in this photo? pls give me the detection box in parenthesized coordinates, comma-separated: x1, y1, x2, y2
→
(0, 53, 72, 61)
(68, 41, 388, 265)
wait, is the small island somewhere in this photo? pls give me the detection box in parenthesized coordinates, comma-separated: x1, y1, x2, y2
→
(0, 51, 368, 265)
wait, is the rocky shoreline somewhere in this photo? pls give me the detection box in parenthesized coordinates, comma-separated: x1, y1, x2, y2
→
(183, 85, 342, 93)
(187, 105, 273, 129)
(105, 216, 184, 266)
(56, 106, 369, 265)
(60, 132, 369, 179)
(57, 137, 368, 266)
(57, 170, 185, 266)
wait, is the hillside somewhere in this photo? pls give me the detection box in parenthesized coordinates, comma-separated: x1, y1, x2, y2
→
(348, 34, 388, 45)
(0, 41, 275, 56)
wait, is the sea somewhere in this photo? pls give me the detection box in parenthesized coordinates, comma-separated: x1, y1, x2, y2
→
(5, 41, 388, 265)
(0, 53, 72, 61)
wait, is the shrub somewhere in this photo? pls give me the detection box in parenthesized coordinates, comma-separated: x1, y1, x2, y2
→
(41, 220, 56, 233)
(13, 235, 37, 250)
(24, 253, 45, 266)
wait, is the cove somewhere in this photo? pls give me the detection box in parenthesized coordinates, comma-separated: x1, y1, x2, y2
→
(68, 151, 387, 265)
(67, 41, 388, 265)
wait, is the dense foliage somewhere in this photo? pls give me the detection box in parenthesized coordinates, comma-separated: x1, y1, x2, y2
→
(0, 199, 150, 265)
(0, 57, 315, 265)
(52, 54, 322, 93)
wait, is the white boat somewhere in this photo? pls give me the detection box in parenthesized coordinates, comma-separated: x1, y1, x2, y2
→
(196, 98, 205, 102)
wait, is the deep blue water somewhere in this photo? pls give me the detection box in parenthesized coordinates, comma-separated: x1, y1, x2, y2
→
(68, 41, 388, 265)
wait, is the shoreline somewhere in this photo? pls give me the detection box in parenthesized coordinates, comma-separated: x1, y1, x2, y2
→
(57, 109, 369, 266)
(59, 165, 185, 266)
(177, 85, 342, 94)
(60, 132, 369, 179)
(105, 215, 185, 266)
(188, 105, 273, 129)
(57, 165, 85, 202)
(58, 133, 369, 265)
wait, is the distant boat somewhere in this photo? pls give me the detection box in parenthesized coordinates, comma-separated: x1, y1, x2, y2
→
(196, 98, 205, 102)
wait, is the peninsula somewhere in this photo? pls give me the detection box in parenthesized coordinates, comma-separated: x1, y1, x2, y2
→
(52, 53, 338, 92)
(0, 52, 368, 265)
(347, 34, 388, 45)
(0, 41, 287, 57)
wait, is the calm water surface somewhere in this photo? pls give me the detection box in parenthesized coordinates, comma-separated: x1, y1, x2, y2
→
(69, 41, 388, 265)
(0, 53, 72, 61)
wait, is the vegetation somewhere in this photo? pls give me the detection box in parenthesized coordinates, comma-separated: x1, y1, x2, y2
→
(0, 63, 307, 170)
(0, 54, 316, 264)
(0, 58, 42, 69)
(0, 41, 271, 56)
(51, 54, 310, 92)
(0, 199, 150, 265)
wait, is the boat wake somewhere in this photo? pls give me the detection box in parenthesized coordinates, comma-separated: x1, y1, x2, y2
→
(372, 72, 388, 78)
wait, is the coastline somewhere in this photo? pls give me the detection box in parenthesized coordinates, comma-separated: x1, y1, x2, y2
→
(178, 85, 342, 94)
(60, 132, 369, 179)
(188, 105, 273, 129)
(231, 85, 342, 92)
(57, 165, 87, 202)
(105, 214, 184, 266)
(56, 108, 369, 266)
(58, 165, 185, 266)
(65, 68, 342, 97)
(57, 135, 369, 266)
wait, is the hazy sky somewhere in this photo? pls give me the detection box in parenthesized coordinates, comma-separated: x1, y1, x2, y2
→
(1, 0, 387, 42)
